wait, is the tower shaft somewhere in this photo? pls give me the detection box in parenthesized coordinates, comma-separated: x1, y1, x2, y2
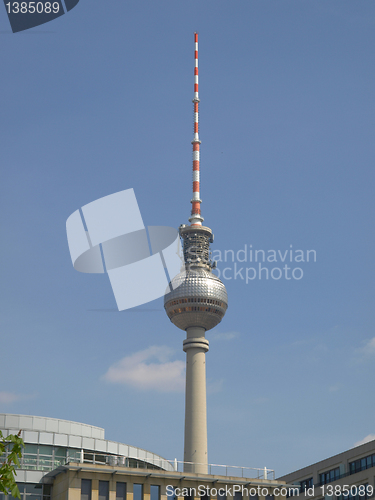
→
(183, 327, 209, 473)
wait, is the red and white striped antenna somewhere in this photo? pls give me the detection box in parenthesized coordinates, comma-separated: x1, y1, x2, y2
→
(189, 32, 204, 227)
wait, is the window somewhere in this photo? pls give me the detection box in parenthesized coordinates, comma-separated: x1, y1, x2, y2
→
(217, 491, 226, 500)
(43, 485, 51, 500)
(150, 486, 159, 500)
(300, 478, 313, 492)
(26, 484, 42, 500)
(81, 480, 91, 500)
(38, 446, 53, 471)
(53, 447, 67, 467)
(116, 483, 126, 500)
(23, 445, 38, 470)
(14, 484, 25, 500)
(133, 484, 143, 500)
(166, 487, 177, 500)
(319, 467, 340, 485)
(336, 484, 370, 500)
(349, 454, 375, 475)
(99, 482, 109, 500)
(234, 492, 242, 500)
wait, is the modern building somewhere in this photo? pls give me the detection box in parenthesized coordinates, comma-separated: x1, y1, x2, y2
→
(278, 439, 375, 500)
(0, 413, 284, 500)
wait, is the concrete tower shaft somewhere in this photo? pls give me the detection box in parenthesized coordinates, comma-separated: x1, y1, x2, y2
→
(183, 326, 209, 472)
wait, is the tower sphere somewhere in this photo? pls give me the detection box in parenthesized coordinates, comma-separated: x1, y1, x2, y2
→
(164, 267, 228, 332)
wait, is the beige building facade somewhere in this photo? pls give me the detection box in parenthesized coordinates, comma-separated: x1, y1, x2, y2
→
(50, 463, 287, 500)
(0, 414, 286, 500)
(278, 440, 375, 500)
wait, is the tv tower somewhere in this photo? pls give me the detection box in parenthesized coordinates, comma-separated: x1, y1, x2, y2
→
(164, 33, 228, 474)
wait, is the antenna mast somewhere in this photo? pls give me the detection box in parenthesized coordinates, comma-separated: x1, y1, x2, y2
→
(189, 32, 203, 227)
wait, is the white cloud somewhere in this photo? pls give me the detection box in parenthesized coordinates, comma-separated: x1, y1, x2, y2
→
(355, 337, 375, 359)
(328, 385, 340, 393)
(209, 331, 240, 341)
(103, 346, 185, 392)
(362, 338, 375, 355)
(354, 434, 375, 447)
(0, 392, 19, 404)
(0, 392, 36, 404)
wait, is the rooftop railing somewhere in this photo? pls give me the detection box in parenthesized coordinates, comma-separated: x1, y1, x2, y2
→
(66, 451, 275, 480)
(170, 460, 275, 480)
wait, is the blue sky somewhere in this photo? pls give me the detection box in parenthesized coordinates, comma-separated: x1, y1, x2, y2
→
(1, 0, 375, 478)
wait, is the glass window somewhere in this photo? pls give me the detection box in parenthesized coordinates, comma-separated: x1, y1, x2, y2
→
(26, 485, 42, 494)
(94, 453, 106, 464)
(25, 486, 42, 500)
(39, 455, 52, 471)
(81, 480, 91, 500)
(54, 447, 66, 458)
(11, 484, 24, 500)
(23, 456, 37, 469)
(54, 447, 67, 466)
(24, 445, 38, 455)
(43, 485, 52, 500)
(234, 492, 242, 500)
(217, 490, 226, 500)
(116, 483, 126, 500)
(39, 446, 52, 457)
(133, 485, 143, 500)
(150, 486, 159, 500)
(300, 478, 313, 491)
(99, 482, 109, 500)
(166, 487, 177, 500)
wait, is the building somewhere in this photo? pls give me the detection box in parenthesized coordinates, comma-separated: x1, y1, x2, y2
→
(278, 440, 375, 500)
(0, 413, 285, 500)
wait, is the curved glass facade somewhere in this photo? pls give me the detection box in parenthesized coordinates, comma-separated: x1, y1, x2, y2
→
(0, 412, 173, 500)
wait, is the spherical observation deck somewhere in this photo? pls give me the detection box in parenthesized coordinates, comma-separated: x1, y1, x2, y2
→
(164, 268, 228, 331)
